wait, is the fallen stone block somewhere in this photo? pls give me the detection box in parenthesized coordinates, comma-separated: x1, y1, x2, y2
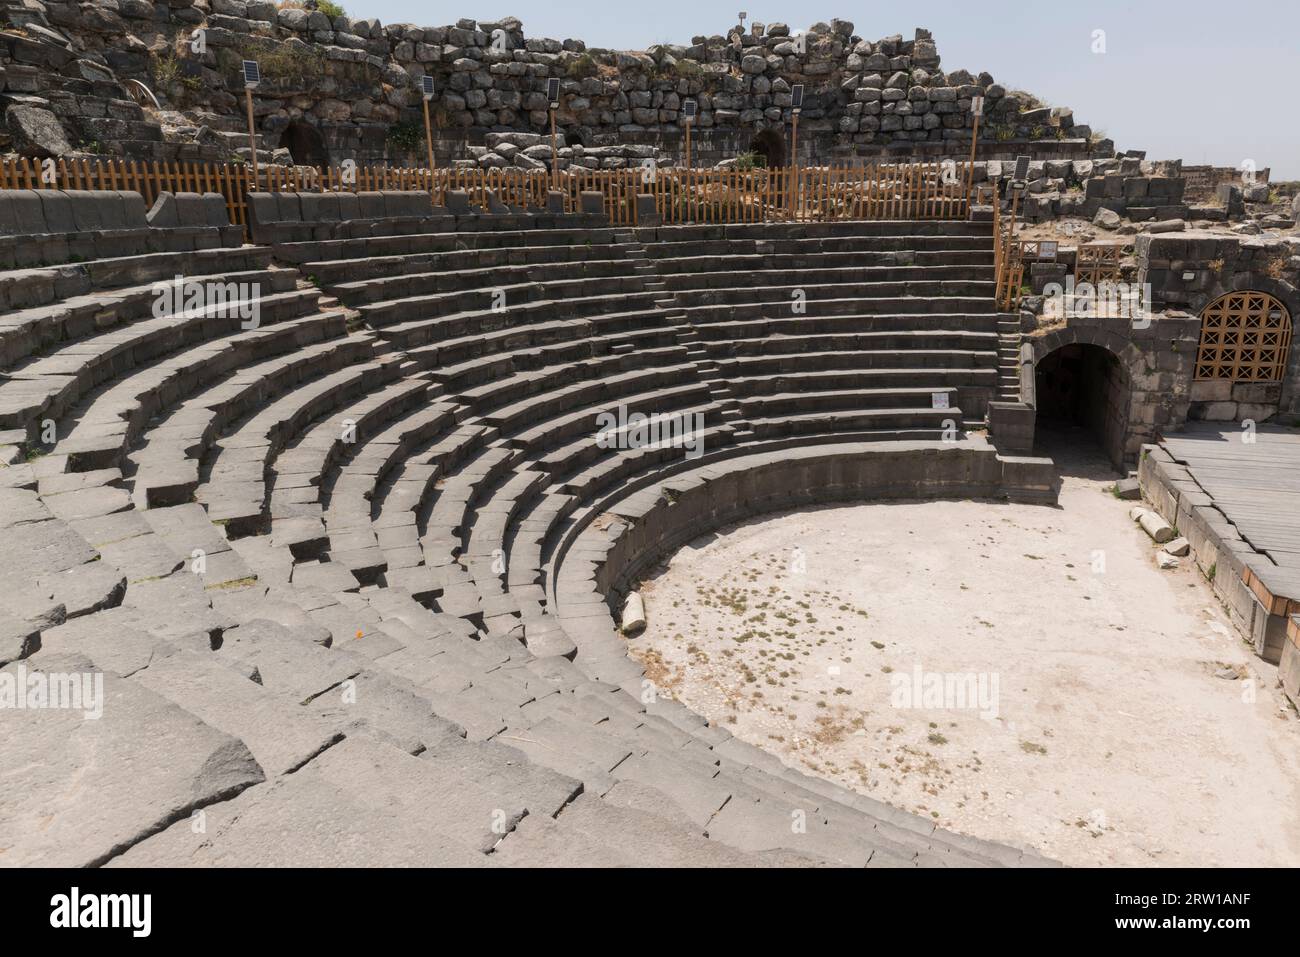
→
(1138, 510, 1175, 544)
(621, 590, 646, 636)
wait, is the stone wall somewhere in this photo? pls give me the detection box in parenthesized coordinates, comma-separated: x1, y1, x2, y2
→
(0, 5, 1102, 169)
(1138, 231, 1300, 420)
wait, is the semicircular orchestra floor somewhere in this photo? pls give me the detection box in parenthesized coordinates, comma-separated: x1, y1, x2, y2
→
(629, 448, 1300, 867)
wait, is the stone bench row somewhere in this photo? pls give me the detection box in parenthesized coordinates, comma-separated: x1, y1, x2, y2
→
(0, 258, 280, 370)
(0, 190, 241, 267)
(268, 216, 616, 265)
(301, 239, 635, 289)
(331, 254, 638, 307)
(0, 279, 318, 437)
(248, 189, 611, 246)
(0, 246, 272, 317)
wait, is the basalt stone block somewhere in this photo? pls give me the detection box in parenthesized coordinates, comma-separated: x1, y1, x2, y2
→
(357, 191, 386, 218)
(274, 191, 303, 223)
(92, 191, 128, 228)
(34, 189, 75, 233)
(240, 192, 275, 228)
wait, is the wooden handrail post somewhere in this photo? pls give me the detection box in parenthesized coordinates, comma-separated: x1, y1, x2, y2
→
(965, 109, 981, 214)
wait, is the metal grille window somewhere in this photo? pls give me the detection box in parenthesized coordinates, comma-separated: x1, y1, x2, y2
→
(1195, 292, 1293, 382)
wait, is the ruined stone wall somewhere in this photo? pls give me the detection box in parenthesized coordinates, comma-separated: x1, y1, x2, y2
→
(1138, 231, 1300, 421)
(0, 4, 1102, 169)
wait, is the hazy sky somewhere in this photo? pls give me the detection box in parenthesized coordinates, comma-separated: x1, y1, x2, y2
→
(369, 0, 1298, 179)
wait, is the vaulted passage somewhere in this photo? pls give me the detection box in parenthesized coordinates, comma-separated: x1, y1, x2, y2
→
(749, 128, 785, 168)
(281, 120, 328, 167)
(1035, 343, 1129, 468)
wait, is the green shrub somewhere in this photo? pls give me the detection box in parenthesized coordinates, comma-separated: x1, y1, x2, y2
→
(565, 53, 598, 79)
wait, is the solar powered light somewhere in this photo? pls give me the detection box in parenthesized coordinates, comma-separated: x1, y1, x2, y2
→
(790, 83, 805, 114)
(241, 59, 260, 90)
(421, 75, 435, 101)
(1010, 154, 1030, 191)
(546, 77, 560, 110)
(971, 95, 985, 117)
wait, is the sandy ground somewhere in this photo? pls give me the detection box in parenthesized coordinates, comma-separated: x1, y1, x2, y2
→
(630, 434, 1300, 867)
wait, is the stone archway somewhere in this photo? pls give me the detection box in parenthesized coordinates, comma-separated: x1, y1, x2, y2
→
(281, 120, 328, 167)
(749, 128, 786, 168)
(1035, 342, 1130, 469)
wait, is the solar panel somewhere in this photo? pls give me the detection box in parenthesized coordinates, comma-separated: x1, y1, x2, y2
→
(546, 78, 560, 106)
(791, 84, 804, 110)
(421, 75, 435, 99)
(971, 95, 985, 117)
(682, 100, 697, 120)
(1014, 155, 1031, 181)
(242, 60, 260, 89)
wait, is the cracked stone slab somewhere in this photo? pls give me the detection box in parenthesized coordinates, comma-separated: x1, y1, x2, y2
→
(106, 736, 502, 867)
(0, 654, 265, 867)
(133, 649, 344, 777)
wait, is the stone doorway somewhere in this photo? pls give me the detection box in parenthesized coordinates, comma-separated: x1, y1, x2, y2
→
(749, 128, 786, 168)
(1035, 343, 1130, 469)
(281, 120, 328, 167)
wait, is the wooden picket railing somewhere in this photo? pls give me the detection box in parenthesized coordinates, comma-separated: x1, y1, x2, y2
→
(991, 185, 1023, 312)
(0, 156, 974, 239)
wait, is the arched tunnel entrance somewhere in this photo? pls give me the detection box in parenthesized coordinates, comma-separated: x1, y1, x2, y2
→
(749, 128, 786, 168)
(281, 120, 328, 167)
(1035, 343, 1130, 469)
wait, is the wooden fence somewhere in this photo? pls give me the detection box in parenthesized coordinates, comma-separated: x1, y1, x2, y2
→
(0, 156, 974, 237)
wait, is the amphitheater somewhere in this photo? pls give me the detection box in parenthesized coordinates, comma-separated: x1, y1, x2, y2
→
(2, 10, 1299, 869)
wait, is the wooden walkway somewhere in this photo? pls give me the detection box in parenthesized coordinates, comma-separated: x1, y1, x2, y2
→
(1161, 423, 1300, 575)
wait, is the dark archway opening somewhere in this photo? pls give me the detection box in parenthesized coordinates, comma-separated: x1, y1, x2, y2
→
(282, 120, 328, 167)
(565, 130, 585, 148)
(1035, 343, 1130, 471)
(749, 128, 786, 168)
